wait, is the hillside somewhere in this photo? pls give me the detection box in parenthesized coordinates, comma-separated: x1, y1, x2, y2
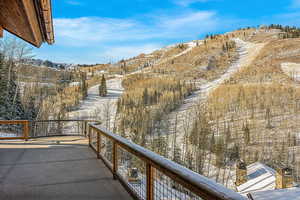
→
(104, 26, 300, 188)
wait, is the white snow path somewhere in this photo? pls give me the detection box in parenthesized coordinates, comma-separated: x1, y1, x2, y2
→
(166, 38, 266, 146)
(68, 77, 124, 131)
(156, 41, 201, 66)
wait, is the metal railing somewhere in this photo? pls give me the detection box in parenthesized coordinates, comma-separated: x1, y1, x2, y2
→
(0, 120, 99, 139)
(88, 123, 246, 200)
(0, 120, 246, 200)
(30, 120, 90, 138)
(0, 120, 29, 140)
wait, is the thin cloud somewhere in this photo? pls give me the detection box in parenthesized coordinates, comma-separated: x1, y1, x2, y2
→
(38, 10, 234, 63)
(54, 17, 139, 46)
(174, 0, 211, 7)
(291, 0, 300, 8)
(54, 11, 219, 47)
(100, 44, 163, 63)
(65, 1, 83, 6)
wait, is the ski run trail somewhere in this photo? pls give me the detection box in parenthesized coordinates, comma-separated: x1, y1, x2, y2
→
(67, 38, 265, 139)
(68, 76, 123, 131)
(157, 41, 201, 66)
(166, 38, 266, 150)
(66, 41, 200, 132)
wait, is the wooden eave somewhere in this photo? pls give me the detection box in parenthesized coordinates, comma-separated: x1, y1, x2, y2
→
(0, 0, 54, 47)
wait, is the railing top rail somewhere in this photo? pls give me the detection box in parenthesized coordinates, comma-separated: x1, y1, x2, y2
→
(89, 123, 246, 200)
(32, 120, 100, 123)
(0, 120, 28, 124)
(0, 120, 100, 123)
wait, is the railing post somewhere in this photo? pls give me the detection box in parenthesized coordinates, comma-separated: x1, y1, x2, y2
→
(0, 26, 3, 38)
(24, 121, 29, 141)
(85, 121, 88, 136)
(113, 141, 118, 180)
(146, 163, 154, 200)
(88, 126, 92, 147)
(97, 132, 101, 159)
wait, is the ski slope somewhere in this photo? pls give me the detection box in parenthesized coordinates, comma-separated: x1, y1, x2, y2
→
(68, 77, 123, 131)
(166, 39, 266, 149)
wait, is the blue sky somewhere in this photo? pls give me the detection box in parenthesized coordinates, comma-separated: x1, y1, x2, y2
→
(29, 0, 300, 64)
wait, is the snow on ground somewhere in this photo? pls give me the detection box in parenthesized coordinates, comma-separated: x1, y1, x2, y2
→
(18, 81, 55, 94)
(68, 78, 123, 131)
(166, 39, 266, 146)
(69, 81, 81, 87)
(0, 132, 18, 138)
(250, 187, 300, 200)
(156, 41, 202, 66)
(281, 62, 300, 81)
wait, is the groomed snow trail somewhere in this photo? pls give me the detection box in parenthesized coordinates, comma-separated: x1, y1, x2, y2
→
(68, 77, 123, 131)
(156, 41, 201, 66)
(166, 39, 266, 146)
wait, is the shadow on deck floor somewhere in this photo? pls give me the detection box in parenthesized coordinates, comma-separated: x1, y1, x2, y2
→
(0, 137, 132, 200)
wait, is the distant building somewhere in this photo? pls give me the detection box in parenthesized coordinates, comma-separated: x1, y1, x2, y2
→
(236, 162, 276, 194)
(235, 162, 300, 199)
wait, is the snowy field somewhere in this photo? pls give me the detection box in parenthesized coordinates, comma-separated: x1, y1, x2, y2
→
(0, 132, 18, 138)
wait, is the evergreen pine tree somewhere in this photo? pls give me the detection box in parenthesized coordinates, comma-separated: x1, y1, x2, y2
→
(80, 72, 88, 99)
(0, 54, 25, 120)
(142, 88, 148, 105)
(26, 95, 37, 120)
(99, 74, 107, 97)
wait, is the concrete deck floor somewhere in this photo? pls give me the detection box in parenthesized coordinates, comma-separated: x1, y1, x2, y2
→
(0, 137, 132, 200)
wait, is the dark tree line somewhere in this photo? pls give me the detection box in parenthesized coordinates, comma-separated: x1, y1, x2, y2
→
(0, 54, 25, 120)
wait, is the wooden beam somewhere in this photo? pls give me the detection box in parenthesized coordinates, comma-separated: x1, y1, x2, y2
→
(0, 26, 3, 38)
(0, 120, 28, 125)
(112, 141, 118, 180)
(97, 133, 101, 159)
(146, 164, 154, 200)
(21, 0, 43, 47)
(23, 121, 29, 141)
(0, 0, 54, 47)
(0, 0, 42, 47)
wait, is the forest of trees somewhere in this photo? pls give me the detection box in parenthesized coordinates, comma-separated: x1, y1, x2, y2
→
(116, 73, 195, 146)
(267, 24, 300, 38)
(0, 37, 108, 121)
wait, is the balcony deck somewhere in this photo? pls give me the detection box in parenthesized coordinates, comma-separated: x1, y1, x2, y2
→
(0, 136, 131, 200)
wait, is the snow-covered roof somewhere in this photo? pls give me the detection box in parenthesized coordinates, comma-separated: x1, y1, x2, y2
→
(237, 162, 276, 195)
(250, 187, 300, 200)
